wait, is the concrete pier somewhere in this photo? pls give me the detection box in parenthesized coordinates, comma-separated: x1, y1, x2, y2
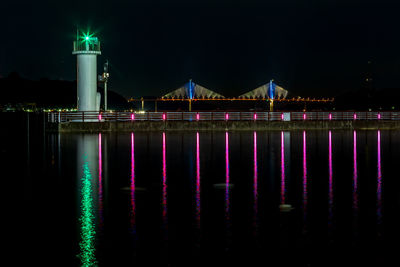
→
(46, 120, 400, 133)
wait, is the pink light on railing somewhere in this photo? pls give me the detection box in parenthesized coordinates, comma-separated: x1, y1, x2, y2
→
(378, 113, 381, 120)
(353, 113, 357, 120)
(329, 113, 332, 120)
(162, 113, 166, 121)
(196, 113, 200, 121)
(303, 113, 307, 120)
(98, 113, 102, 121)
(225, 113, 229, 120)
(281, 113, 284, 121)
(131, 113, 135, 121)
(254, 113, 257, 120)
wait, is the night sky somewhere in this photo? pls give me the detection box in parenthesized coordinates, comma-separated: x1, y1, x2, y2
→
(1, 0, 400, 98)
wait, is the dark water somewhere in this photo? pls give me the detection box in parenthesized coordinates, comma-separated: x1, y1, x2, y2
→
(4, 114, 400, 266)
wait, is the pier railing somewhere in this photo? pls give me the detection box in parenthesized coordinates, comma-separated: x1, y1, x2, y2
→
(47, 111, 400, 123)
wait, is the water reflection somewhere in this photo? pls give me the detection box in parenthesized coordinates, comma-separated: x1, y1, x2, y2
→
(41, 130, 397, 265)
(130, 133, 136, 234)
(225, 131, 232, 249)
(195, 132, 201, 229)
(253, 131, 259, 234)
(353, 131, 358, 211)
(225, 131, 230, 210)
(328, 130, 334, 236)
(377, 130, 382, 232)
(77, 135, 99, 266)
(279, 131, 293, 212)
(353, 131, 359, 237)
(98, 133, 104, 228)
(302, 131, 308, 233)
(162, 132, 168, 232)
(280, 131, 286, 205)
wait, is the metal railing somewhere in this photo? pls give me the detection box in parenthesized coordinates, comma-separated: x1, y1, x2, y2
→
(73, 40, 101, 53)
(46, 111, 399, 123)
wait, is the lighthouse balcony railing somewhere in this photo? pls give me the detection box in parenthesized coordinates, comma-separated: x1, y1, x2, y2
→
(73, 41, 101, 52)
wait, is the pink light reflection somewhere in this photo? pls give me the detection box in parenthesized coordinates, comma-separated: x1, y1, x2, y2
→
(353, 113, 357, 120)
(353, 131, 358, 212)
(225, 131, 230, 217)
(131, 113, 135, 121)
(195, 132, 201, 229)
(225, 113, 229, 120)
(302, 131, 308, 231)
(329, 113, 332, 120)
(196, 113, 200, 121)
(280, 131, 286, 204)
(253, 131, 259, 234)
(98, 133, 104, 227)
(225, 131, 232, 248)
(162, 132, 167, 226)
(328, 130, 334, 230)
(162, 113, 166, 121)
(377, 130, 382, 226)
(254, 113, 257, 120)
(130, 133, 136, 231)
(225, 132, 230, 188)
(98, 114, 102, 121)
(303, 113, 306, 120)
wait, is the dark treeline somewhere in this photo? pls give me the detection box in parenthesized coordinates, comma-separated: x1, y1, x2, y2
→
(0, 72, 129, 110)
(334, 87, 400, 111)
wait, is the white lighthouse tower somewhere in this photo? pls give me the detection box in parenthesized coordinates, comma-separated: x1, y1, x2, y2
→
(72, 31, 101, 112)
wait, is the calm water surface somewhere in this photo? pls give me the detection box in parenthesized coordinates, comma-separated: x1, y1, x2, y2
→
(5, 120, 400, 266)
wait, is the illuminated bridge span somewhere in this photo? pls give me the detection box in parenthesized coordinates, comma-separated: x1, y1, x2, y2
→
(128, 80, 332, 112)
(158, 79, 289, 100)
(128, 96, 334, 112)
(129, 97, 334, 102)
(48, 111, 393, 123)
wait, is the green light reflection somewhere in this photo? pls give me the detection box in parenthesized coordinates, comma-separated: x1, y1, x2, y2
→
(78, 159, 97, 266)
